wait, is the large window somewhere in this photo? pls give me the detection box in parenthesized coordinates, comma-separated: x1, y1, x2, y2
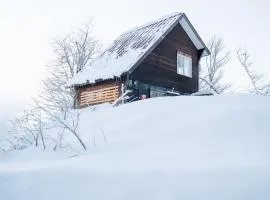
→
(177, 51, 192, 78)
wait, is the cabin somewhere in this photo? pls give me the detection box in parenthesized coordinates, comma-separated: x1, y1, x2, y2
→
(68, 12, 210, 108)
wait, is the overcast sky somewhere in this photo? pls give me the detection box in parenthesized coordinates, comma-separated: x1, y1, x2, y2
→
(0, 0, 269, 135)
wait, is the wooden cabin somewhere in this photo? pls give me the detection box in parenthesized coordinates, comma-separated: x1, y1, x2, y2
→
(69, 12, 210, 108)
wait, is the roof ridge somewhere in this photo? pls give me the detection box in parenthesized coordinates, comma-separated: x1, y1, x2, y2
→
(120, 12, 182, 36)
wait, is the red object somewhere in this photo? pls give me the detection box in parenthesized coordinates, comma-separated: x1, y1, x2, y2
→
(140, 95, 147, 100)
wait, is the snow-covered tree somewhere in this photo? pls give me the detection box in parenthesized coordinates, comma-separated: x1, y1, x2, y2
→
(200, 36, 231, 94)
(237, 48, 270, 96)
(6, 21, 100, 151)
(8, 107, 46, 149)
(38, 21, 100, 117)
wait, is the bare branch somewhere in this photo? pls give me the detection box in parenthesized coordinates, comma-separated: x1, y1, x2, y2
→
(200, 36, 231, 94)
(7, 20, 100, 151)
(36, 102, 87, 150)
(237, 48, 270, 96)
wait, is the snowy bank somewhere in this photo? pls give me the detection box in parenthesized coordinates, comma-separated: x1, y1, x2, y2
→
(0, 95, 270, 200)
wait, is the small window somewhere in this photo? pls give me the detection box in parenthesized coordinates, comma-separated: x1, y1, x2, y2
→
(177, 51, 192, 78)
(150, 89, 166, 98)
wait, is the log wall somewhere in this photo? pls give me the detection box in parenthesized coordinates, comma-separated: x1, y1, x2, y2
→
(77, 82, 121, 107)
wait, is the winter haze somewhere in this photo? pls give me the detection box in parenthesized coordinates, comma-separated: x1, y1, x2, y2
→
(1, 1, 270, 199)
(0, 0, 269, 134)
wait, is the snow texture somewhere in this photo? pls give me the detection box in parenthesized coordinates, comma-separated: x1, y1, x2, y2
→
(0, 118, 8, 141)
(1, 95, 270, 200)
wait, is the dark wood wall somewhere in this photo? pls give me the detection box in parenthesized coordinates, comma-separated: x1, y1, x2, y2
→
(131, 24, 199, 93)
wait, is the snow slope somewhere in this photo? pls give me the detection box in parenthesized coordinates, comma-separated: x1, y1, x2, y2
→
(1, 95, 270, 200)
(0, 118, 8, 139)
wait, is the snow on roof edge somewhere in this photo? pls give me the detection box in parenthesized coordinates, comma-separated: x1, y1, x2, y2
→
(120, 12, 182, 36)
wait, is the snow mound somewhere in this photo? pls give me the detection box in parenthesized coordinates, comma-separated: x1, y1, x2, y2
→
(0, 95, 270, 200)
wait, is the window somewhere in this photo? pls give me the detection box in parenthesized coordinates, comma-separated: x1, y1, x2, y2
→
(150, 89, 166, 98)
(177, 51, 192, 78)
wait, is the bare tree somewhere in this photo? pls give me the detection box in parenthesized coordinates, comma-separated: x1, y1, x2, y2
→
(27, 108, 47, 149)
(39, 21, 100, 117)
(8, 107, 46, 149)
(0, 133, 32, 152)
(35, 22, 100, 150)
(237, 48, 270, 96)
(36, 103, 86, 150)
(9, 115, 37, 147)
(200, 36, 231, 94)
(6, 21, 99, 151)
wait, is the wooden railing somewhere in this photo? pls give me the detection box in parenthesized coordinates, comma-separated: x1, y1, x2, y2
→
(80, 85, 119, 106)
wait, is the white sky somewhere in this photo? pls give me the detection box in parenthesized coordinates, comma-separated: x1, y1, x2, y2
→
(0, 0, 269, 126)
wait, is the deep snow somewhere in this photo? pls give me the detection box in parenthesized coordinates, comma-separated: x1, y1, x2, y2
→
(0, 119, 8, 139)
(0, 95, 270, 200)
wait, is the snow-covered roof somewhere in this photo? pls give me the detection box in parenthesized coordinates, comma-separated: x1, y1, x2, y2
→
(69, 12, 209, 86)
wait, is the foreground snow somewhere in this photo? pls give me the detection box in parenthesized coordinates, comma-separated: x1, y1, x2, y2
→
(0, 95, 270, 200)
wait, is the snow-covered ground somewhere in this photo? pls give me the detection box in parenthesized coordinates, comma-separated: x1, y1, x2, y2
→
(0, 119, 8, 139)
(0, 95, 270, 200)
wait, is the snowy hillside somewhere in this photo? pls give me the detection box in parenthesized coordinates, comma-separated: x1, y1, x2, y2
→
(0, 119, 8, 139)
(0, 95, 270, 200)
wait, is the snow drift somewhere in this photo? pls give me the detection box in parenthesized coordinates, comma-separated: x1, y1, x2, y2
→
(0, 95, 270, 200)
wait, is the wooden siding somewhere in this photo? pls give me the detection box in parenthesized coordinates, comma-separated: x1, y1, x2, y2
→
(77, 82, 121, 107)
(131, 24, 199, 93)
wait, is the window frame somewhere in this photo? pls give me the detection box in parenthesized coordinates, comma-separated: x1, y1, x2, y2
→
(176, 51, 193, 78)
